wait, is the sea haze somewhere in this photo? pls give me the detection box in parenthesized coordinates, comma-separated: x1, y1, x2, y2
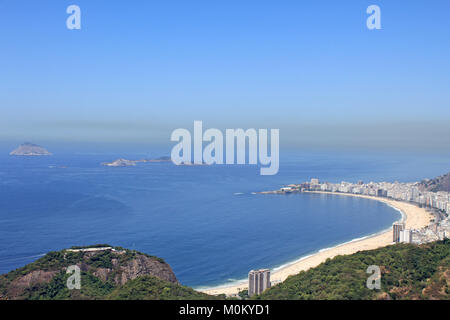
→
(0, 149, 449, 287)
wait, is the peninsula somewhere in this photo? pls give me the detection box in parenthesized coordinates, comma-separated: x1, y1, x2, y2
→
(0, 244, 215, 300)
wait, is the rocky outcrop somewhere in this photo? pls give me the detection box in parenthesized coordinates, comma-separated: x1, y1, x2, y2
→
(89, 253, 178, 285)
(6, 270, 57, 298)
(116, 255, 177, 285)
(419, 172, 450, 192)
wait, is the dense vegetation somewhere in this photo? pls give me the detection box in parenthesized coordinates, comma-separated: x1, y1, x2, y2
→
(17, 272, 215, 300)
(22, 270, 116, 300)
(108, 276, 218, 300)
(255, 240, 450, 300)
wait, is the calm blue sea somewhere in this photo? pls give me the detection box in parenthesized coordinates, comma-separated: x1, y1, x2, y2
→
(0, 148, 449, 287)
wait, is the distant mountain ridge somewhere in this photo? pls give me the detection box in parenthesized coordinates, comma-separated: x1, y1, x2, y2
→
(419, 172, 450, 192)
(9, 142, 52, 156)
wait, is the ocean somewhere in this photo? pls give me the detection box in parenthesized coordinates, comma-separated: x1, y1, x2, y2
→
(0, 148, 449, 288)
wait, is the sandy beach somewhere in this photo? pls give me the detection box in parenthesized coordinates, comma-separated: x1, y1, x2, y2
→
(200, 192, 433, 296)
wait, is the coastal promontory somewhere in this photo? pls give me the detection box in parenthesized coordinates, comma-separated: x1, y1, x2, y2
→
(0, 244, 215, 300)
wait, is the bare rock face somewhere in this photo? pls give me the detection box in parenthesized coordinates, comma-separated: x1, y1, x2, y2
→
(116, 255, 178, 285)
(7, 270, 57, 297)
(419, 173, 450, 192)
(10, 142, 52, 156)
(91, 254, 178, 285)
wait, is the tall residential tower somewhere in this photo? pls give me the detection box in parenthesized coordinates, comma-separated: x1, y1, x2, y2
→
(393, 222, 405, 243)
(248, 269, 271, 297)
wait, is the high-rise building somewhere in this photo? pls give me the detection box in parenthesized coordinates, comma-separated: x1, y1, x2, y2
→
(248, 269, 271, 297)
(399, 229, 412, 243)
(393, 222, 405, 243)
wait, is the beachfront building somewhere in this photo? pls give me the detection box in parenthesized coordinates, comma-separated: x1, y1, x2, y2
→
(280, 187, 294, 193)
(393, 222, 405, 243)
(248, 269, 271, 297)
(399, 229, 412, 243)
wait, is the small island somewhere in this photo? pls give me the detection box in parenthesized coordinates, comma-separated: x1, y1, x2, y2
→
(101, 156, 213, 167)
(101, 156, 172, 167)
(102, 159, 137, 167)
(9, 142, 52, 156)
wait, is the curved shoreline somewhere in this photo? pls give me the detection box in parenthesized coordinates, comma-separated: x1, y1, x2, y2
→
(199, 191, 433, 296)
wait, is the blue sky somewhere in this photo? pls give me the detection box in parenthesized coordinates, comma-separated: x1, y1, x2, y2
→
(1, 0, 449, 151)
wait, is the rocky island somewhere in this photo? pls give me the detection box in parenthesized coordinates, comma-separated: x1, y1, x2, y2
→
(101, 156, 172, 167)
(9, 142, 52, 156)
(102, 158, 137, 167)
(101, 157, 212, 167)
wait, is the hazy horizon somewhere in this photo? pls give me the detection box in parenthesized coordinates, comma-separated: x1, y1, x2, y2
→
(1, 1, 449, 152)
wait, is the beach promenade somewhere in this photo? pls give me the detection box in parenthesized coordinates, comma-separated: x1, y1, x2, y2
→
(200, 192, 433, 296)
